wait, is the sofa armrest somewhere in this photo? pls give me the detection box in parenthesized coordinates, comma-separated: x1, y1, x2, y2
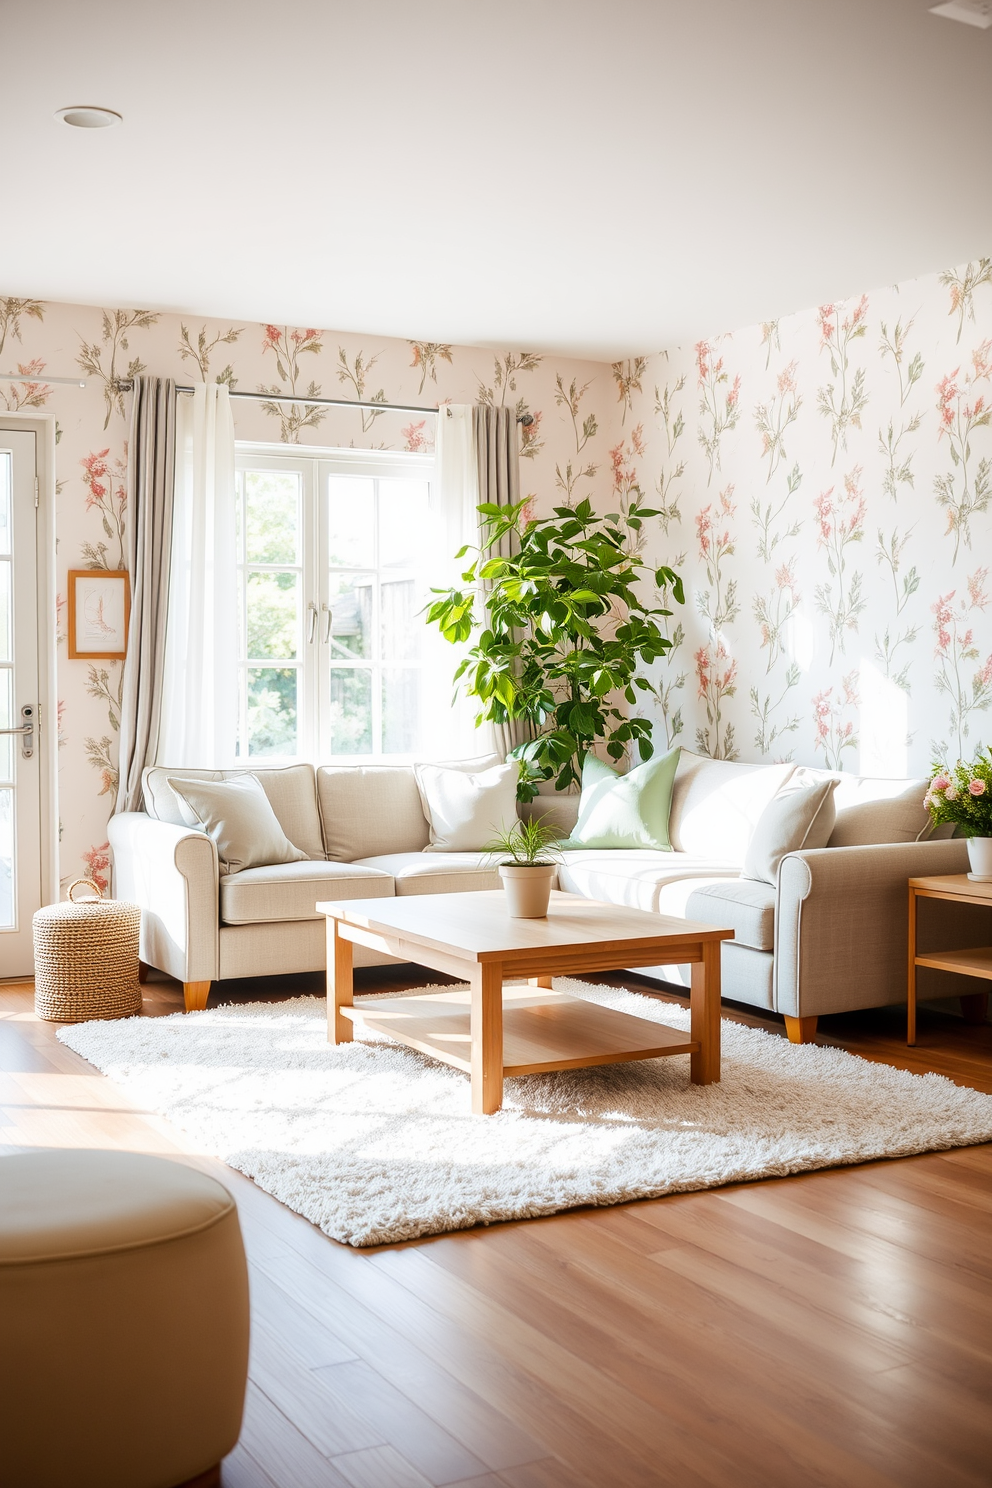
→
(108, 813, 219, 983)
(774, 838, 979, 1019)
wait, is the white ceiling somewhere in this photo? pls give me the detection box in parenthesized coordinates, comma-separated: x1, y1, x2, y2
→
(3, 0, 992, 359)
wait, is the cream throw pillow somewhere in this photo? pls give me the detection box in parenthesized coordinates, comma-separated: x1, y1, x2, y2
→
(169, 774, 309, 876)
(742, 778, 839, 885)
(415, 760, 520, 852)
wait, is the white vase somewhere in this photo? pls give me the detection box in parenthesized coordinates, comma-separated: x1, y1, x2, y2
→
(966, 836, 992, 881)
(499, 863, 556, 918)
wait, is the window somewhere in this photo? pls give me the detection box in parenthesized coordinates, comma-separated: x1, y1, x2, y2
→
(235, 445, 445, 762)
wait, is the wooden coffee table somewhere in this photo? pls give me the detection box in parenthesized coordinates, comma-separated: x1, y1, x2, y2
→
(317, 890, 734, 1113)
(907, 873, 992, 1045)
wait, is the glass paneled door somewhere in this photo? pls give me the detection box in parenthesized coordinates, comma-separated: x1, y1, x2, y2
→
(0, 431, 42, 976)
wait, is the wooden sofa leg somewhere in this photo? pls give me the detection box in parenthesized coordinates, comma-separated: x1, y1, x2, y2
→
(183, 981, 212, 1012)
(960, 991, 989, 1025)
(176, 1467, 220, 1488)
(784, 1015, 818, 1044)
(138, 960, 150, 984)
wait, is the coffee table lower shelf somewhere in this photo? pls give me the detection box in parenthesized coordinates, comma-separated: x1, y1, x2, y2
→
(346, 985, 697, 1077)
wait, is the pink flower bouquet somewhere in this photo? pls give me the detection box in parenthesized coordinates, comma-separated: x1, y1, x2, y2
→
(925, 750, 992, 838)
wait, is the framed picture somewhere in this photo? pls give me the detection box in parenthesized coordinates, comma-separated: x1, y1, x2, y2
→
(67, 570, 131, 660)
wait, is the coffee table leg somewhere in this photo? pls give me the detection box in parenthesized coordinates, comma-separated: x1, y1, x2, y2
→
(690, 940, 721, 1084)
(907, 885, 917, 1047)
(471, 962, 504, 1114)
(326, 918, 353, 1045)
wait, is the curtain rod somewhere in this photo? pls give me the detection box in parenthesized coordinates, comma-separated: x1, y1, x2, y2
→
(0, 371, 87, 387)
(0, 371, 534, 425)
(125, 382, 536, 425)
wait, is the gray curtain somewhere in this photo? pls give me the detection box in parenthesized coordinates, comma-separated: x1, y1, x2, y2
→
(473, 404, 536, 762)
(115, 377, 176, 813)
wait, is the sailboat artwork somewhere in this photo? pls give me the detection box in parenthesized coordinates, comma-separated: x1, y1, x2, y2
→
(67, 570, 131, 660)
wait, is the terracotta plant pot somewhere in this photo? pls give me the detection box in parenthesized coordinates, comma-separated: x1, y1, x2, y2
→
(966, 836, 992, 882)
(498, 863, 556, 918)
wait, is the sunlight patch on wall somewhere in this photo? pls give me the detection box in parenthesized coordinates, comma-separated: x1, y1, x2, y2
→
(858, 660, 908, 778)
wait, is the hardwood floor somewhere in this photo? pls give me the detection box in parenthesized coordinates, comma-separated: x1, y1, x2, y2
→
(2, 968, 991, 1488)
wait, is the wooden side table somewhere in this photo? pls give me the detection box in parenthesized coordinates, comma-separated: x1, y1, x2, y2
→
(907, 873, 992, 1045)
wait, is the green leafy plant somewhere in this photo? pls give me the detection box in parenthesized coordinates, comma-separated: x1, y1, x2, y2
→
(427, 497, 684, 800)
(925, 751, 992, 837)
(482, 817, 563, 866)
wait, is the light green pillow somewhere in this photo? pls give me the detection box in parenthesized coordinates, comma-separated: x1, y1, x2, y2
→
(563, 748, 681, 851)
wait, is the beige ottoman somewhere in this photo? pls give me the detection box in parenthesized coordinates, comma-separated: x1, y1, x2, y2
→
(0, 1150, 250, 1488)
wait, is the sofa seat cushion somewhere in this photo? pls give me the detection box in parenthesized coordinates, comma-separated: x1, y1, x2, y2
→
(556, 851, 741, 915)
(684, 878, 776, 951)
(353, 852, 504, 895)
(220, 861, 393, 926)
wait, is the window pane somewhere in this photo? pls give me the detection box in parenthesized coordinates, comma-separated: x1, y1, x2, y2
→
(327, 477, 374, 567)
(247, 571, 300, 659)
(0, 669, 11, 781)
(247, 667, 298, 755)
(378, 479, 431, 569)
(380, 575, 422, 661)
(0, 559, 10, 663)
(0, 452, 11, 557)
(382, 668, 420, 755)
(328, 573, 373, 659)
(330, 668, 372, 753)
(0, 788, 13, 929)
(245, 470, 301, 565)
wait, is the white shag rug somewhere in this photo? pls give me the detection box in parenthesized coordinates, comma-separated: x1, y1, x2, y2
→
(58, 980, 992, 1247)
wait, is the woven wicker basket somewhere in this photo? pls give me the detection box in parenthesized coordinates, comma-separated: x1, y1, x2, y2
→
(33, 879, 142, 1023)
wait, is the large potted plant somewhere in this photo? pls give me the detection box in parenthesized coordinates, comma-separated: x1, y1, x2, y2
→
(926, 751, 992, 879)
(427, 497, 684, 800)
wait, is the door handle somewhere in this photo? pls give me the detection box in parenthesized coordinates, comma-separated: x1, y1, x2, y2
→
(322, 604, 333, 643)
(307, 602, 318, 644)
(0, 705, 35, 758)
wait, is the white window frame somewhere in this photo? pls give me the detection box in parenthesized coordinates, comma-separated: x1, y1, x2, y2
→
(234, 440, 436, 764)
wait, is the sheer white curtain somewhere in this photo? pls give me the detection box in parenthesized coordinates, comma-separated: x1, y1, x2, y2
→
(419, 405, 489, 759)
(157, 384, 238, 766)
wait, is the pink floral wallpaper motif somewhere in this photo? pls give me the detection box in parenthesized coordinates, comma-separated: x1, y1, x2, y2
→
(631, 258, 992, 777)
(2, 251, 991, 891)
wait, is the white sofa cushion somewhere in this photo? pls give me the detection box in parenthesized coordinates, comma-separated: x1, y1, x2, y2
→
(169, 775, 309, 877)
(353, 852, 503, 896)
(415, 760, 520, 851)
(684, 878, 776, 951)
(742, 778, 838, 884)
(143, 763, 325, 860)
(317, 766, 430, 862)
(556, 851, 741, 915)
(219, 860, 393, 925)
(822, 773, 931, 846)
(668, 751, 795, 863)
(317, 755, 499, 861)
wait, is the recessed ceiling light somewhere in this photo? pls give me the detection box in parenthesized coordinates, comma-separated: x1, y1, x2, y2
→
(929, 1, 992, 27)
(55, 106, 123, 129)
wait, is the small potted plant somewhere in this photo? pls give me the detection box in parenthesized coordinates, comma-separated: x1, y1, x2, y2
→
(484, 818, 563, 918)
(925, 750, 992, 880)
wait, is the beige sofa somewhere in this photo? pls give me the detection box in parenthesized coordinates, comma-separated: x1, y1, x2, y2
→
(108, 751, 983, 1039)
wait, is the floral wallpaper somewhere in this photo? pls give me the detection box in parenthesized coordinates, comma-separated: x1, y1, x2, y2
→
(627, 258, 992, 781)
(0, 297, 619, 889)
(2, 252, 990, 892)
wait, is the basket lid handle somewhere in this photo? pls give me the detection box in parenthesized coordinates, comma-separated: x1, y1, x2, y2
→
(67, 878, 104, 903)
